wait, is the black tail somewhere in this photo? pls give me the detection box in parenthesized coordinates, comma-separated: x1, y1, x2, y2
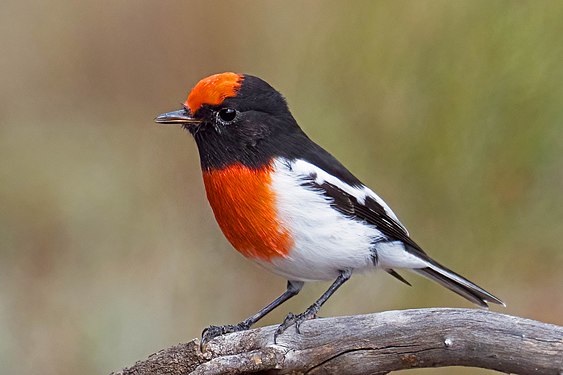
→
(413, 260, 505, 308)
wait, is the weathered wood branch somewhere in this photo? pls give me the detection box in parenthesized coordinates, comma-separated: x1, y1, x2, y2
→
(110, 308, 563, 375)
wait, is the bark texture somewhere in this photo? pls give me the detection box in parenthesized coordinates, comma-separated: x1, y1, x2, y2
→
(110, 308, 563, 375)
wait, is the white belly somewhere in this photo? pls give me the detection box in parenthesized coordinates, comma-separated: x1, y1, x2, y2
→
(254, 159, 384, 281)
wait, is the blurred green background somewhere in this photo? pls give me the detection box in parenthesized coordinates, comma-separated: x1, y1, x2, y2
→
(1, 1, 562, 374)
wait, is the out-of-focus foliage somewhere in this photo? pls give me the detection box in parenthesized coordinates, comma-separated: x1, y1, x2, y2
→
(1, 1, 561, 374)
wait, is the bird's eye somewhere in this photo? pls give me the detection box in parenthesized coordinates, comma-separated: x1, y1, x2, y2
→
(218, 108, 237, 122)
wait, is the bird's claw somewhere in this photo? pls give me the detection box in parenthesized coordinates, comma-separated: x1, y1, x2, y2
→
(201, 322, 250, 347)
(274, 308, 317, 343)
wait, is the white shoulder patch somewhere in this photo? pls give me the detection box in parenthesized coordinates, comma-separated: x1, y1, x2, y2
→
(290, 159, 368, 204)
(287, 159, 408, 234)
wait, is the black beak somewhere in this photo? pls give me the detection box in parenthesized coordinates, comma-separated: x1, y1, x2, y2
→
(154, 109, 201, 125)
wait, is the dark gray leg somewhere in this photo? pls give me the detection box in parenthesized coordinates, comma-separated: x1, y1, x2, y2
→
(202, 280, 304, 344)
(274, 270, 352, 342)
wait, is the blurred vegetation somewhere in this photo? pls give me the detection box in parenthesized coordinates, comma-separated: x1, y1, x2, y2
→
(1, 1, 561, 374)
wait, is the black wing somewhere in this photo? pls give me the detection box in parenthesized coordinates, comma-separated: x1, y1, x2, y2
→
(293, 148, 505, 306)
(295, 141, 429, 256)
(299, 176, 425, 286)
(300, 177, 426, 255)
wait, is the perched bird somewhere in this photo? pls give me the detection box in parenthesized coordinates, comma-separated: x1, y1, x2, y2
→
(155, 72, 504, 343)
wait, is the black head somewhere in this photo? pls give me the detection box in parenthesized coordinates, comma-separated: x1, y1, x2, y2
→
(155, 73, 310, 170)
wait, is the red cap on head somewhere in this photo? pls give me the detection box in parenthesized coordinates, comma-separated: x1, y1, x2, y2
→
(185, 72, 243, 114)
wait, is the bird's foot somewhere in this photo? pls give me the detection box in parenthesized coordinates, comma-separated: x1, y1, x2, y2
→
(274, 305, 319, 343)
(201, 321, 250, 346)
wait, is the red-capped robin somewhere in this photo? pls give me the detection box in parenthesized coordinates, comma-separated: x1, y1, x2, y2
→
(155, 72, 504, 343)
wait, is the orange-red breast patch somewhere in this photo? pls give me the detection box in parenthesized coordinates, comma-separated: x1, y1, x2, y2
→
(202, 163, 292, 261)
(186, 72, 243, 114)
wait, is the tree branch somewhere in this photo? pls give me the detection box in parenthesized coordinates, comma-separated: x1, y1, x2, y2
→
(110, 308, 563, 375)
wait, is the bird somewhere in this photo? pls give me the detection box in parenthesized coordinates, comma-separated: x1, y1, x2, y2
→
(155, 72, 504, 344)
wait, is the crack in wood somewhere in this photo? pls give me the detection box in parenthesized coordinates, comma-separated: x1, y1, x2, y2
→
(110, 309, 563, 375)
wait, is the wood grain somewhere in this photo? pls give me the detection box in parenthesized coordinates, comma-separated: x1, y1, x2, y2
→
(110, 308, 563, 375)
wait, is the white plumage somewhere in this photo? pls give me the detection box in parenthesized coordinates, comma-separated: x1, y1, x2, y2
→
(256, 158, 429, 281)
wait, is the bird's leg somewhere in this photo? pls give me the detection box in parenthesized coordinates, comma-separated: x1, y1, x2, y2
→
(275, 270, 352, 342)
(201, 280, 303, 345)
